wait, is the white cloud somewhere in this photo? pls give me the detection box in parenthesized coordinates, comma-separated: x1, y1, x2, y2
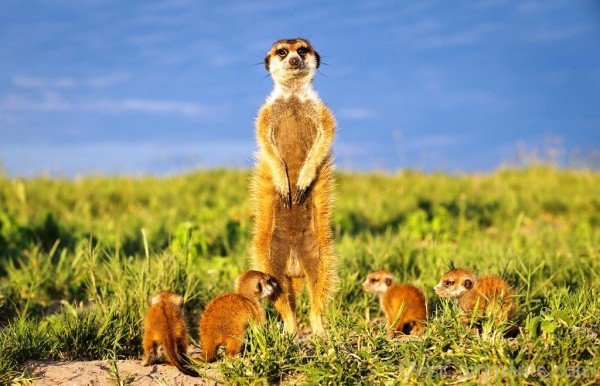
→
(13, 74, 129, 89)
(337, 108, 375, 119)
(440, 90, 509, 109)
(516, 0, 566, 15)
(0, 92, 70, 111)
(0, 92, 218, 118)
(523, 25, 590, 43)
(395, 20, 501, 50)
(468, 0, 507, 9)
(416, 23, 501, 49)
(82, 98, 216, 117)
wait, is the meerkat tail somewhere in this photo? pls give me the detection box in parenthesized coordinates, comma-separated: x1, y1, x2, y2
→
(163, 336, 198, 377)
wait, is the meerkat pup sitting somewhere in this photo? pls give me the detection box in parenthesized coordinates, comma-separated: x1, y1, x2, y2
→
(199, 270, 278, 363)
(434, 268, 515, 325)
(142, 291, 198, 377)
(362, 270, 427, 337)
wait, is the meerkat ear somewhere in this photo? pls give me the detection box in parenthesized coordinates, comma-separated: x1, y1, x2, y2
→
(385, 277, 393, 286)
(314, 50, 320, 68)
(464, 279, 473, 289)
(264, 54, 271, 71)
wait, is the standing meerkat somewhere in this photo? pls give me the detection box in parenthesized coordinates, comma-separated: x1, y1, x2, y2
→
(142, 291, 198, 377)
(362, 270, 427, 337)
(250, 38, 337, 336)
(433, 268, 516, 325)
(199, 270, 278, 363)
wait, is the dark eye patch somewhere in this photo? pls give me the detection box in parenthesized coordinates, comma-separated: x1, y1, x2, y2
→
(443, 280, 454, 287)
(370, 278, 378, 283)
(257, 281, 263, 292)
(276, 48, 288, 57)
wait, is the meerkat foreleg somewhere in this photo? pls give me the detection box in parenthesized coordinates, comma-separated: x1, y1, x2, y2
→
(257, 107, 291, 207)
(294, 126, 333, 204)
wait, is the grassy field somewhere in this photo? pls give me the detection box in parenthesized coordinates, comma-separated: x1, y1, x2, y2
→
(0, 166, 599, 384)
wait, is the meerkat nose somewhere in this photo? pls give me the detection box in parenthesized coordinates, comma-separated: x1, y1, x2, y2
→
(289, 56, 300, 66)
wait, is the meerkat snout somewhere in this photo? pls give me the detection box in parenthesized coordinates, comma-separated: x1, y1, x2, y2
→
(288, 55, 302, 68)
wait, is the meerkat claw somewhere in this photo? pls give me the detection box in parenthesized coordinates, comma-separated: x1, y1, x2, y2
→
(294, 186, 311, 205)
(280, 192, 291, 208)
(293, 188, 305, 204)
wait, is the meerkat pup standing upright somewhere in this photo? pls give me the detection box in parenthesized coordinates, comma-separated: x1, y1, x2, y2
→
(362, 270, 427, 337)
(142, 291, 198, 377)
(199, 270, 278, 363)
(250, 38, 337, 336)
(434, 268, 516, 325)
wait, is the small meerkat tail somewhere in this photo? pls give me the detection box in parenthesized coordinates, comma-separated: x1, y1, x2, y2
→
(405, 320, 426, 335)
(199, 337, 218, 363)
(163, 336, 198, 377)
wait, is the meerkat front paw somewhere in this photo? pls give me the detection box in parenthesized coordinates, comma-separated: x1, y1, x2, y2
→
(294, 185, 312, 205)
(273, 175, 291, 208)
(295, 168, 315, 204)
(278, 187, 291, 208)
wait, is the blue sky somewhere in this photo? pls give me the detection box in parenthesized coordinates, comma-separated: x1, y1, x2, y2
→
(1, 0, 599, 176)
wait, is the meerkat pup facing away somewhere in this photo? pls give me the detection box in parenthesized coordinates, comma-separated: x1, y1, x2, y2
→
(250, 38, 337, 336)
(199, 270, 278, 363)
(362, 270, 427, 337)
(142, 291, 198, 377)
(433, 268, 516, 325)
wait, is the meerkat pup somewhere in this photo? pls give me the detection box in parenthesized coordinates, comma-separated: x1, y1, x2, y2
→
(199, 270, 278, 363)
(250, 38, 337, 336)
(362, 270, 427, 337)
(433, 268, 516, 325)
(142, 291, 198, 377)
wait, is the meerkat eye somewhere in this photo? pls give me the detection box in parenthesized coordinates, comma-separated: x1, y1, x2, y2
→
(443, 280, 453, 287)
(370, 278, 378, 283)
(276, 49, 287, 57)
(297, 47, 308, 56)
(257, 281, 263, 292)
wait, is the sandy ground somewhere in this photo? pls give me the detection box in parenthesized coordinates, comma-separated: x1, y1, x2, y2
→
(22, 348, 223, 386)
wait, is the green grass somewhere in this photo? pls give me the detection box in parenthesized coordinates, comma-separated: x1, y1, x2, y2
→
(0, 166, 599, 384)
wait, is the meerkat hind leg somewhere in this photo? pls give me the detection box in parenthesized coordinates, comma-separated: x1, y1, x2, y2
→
(303, 247, 328, 336)
(224, 337, 244, 358)
(273, 277, 298, 334)
(142, 339, 158, 366)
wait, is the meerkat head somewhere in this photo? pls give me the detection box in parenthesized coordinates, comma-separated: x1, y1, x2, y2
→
(362, 270, 395, 294)
(150, 291, 183, 307)
(433, 268, 477, 299)
(264, 38, 320, 87)
(236, 270, 279, 299)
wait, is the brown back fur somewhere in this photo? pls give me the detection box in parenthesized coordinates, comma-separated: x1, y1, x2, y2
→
(383, 284, 427, 336)
(458, 275, 515, 323)
(142, 292, 197, 377)
(199, 271, 275, 362)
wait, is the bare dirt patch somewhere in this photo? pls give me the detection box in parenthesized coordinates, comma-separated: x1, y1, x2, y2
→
(23, 357, 223, 386)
